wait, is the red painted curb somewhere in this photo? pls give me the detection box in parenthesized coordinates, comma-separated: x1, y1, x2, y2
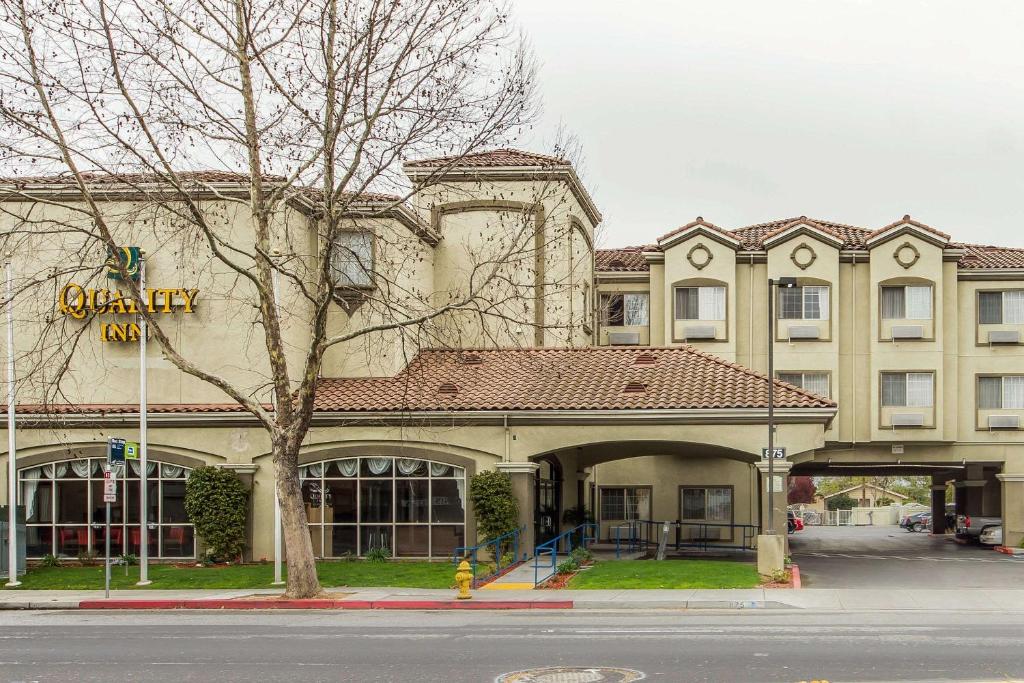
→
(790, 564, 801, 590)
(78, 599, 573, 611)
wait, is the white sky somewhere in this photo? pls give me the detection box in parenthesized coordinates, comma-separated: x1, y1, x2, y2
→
(513, 0, 1024, 249)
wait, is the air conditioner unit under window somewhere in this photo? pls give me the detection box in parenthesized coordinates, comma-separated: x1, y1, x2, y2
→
(988, 330, 1020, 344)
(683, 325, 716, 340)
(607, 331, 640, 346)
(988, 414, 1020, 429)
(787, 325, 820, 340)
(890, 413, 926, 427)
(892, 325, 924, 339)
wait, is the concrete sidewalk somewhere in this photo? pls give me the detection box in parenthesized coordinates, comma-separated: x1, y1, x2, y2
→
(5, 586, 1024, 611)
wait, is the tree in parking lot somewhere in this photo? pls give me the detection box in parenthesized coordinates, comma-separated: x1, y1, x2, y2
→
(0, 0, 581, 598)
(826, 493, 856, 511)
(787, 476, 816, 504)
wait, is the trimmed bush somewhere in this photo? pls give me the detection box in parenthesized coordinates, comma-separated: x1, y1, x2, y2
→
(184, 466, 248, 562)
(468, 470, 520, 546)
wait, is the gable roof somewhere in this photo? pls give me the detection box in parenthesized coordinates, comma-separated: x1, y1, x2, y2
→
(595, 246, 654, 272)
(312, 346, 836, 413)
(0, 170, 285, 187)
(865, 215, 951, 246)
(657, 217, 739, 249)
(403, 149, 569, 169)
(820, 482, 910, 500)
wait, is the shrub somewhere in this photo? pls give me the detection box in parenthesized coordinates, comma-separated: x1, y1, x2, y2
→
(184, 466, 249, 562)
(500, 551, 516, 567)
(469, 470, 520, 549)
(77, 549, 97, 566)
(569, 546, 593, 564)
(365, 546, 392, 563)
(556, 558, 579, 575)
(39, 553, 61, 568)
(120, 553, 139, 566)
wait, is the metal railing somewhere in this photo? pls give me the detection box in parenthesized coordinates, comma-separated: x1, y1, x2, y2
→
(612, 519, 758, 558)
(452, 526, 524, 588)
(533, 522, 597, 586)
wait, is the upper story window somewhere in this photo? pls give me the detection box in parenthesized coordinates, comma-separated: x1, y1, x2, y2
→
(778, 372, 830, 398)
(881, 285, 932, 319)
(978, 375, 1024, 409)
(674, 286, 725, 321)
(881, 372, 934, 407)
(330, 231, 373, 288)
(601, 293, 649, 326)
(778, 285, 829, 320)
(979, 290, 1024, 324)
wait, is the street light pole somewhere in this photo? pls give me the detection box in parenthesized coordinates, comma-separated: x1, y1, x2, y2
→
(766, 276, 797, 536)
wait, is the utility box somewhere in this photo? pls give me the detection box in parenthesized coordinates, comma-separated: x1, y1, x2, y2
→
(0, 506, 27, 577)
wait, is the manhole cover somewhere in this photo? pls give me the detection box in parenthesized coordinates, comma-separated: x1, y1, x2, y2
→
(496, 667, 645, 683)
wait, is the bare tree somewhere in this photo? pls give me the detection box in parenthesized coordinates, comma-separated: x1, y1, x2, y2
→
(0, 0, 591, 597)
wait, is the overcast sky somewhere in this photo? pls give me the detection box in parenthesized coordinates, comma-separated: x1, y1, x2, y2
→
(513, 0, 1024, 249)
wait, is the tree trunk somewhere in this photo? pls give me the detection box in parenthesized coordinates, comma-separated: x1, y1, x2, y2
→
(274, 441, 322, 598)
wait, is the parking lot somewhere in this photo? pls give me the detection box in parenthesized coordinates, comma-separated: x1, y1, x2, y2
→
(790, 525, 1023, 588)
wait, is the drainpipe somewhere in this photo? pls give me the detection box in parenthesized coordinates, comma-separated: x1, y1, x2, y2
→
(749, 253, 755, 368)
(851, 254, 857, 447)
(503, 413, 510, 463)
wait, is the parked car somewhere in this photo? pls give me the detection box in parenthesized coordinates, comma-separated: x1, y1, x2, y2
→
(956, 514, 1002, 542)
(979, 525, 1003, 546)
(787, 511, 804, 534)
(900, 512, 931, 532)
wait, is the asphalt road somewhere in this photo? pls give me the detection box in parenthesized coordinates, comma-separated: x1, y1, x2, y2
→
(1, 609, 1023, 683)
(790, 525, 1023, 588)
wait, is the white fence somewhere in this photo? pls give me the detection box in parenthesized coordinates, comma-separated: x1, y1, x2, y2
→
(796, 503, 929, 527)
(797, 509, 852, 526)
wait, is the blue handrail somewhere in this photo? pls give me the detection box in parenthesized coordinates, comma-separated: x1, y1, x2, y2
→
(614, 519, 758, 558)
(533, 522, 597, 586)
(452, 526, 524, 588)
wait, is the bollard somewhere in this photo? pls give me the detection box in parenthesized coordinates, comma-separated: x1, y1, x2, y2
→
(455, 559, 473, 600)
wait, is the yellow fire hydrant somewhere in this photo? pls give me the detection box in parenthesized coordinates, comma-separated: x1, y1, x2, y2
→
(455, 559, 473, 600)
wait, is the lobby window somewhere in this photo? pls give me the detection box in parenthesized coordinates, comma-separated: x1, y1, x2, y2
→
(979, 290, 1024, 324)
(680, 486, 732, 523)
(300, 456, 464, 559)
(330, 231, 374, 288)
(978, 376, 1024, 409)
(881, 285, 932, 319)
(881, 372, 934, 407)
(778, 285, 829, 320)
(777, 372, 830, 398)
(598, 487, 651, 521)
(19, 458, 194, 560)
(600, 293, 649, 326)
(674, 286, 725, 320)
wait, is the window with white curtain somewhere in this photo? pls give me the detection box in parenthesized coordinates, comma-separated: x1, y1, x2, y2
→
(674, 286, 725, 320)
(330, 231, 374, 287)
(599, 487, 651, 521)
(979, 290, 1024, 325)
(978, 376, 1024, 409)
(881, 284, 933, 319)
(600, 293, 649, 326)
(881, 372, 934, 407)
(777, 372, 830, 398)
(680, 486, 733, 522)
(778, 285, 829, 320)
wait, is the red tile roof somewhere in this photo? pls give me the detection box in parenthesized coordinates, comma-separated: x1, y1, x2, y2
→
(0, 171, 285, 186)
(957, 244, 1024, 269)
(404, 149, 569, 169)
(312, 347, 836, 412)
(866, 215, 950, 242)
(728, 217, 872, 250)
(594, 246, 655, 272)
(657, 217, 737, 245)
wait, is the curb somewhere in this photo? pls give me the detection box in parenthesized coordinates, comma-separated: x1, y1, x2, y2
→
(790, 564, 802, 589)
(77, 598, 574, 611)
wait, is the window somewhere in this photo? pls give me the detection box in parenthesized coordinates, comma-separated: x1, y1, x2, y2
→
(680, 486, 732, 522)
(674, 286, 725, 320)
(777, 372, 830, 398)
(330, 231, 373, 287)
(778, 285, 829, 320)
(881, 372, 934, 407)
(599, 487, 651, 521)
(881, 285, 932, 319)
(979, 290, 1024, 324)
(600, 293, 649, 326)
(978, 376, 1024, 409)
(19, 458, 194, 559)
(300, 457, 465, 559)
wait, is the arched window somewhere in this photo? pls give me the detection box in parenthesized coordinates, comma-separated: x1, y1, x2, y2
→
(299, 456, 466, 559)
(19, 458, 194, 559)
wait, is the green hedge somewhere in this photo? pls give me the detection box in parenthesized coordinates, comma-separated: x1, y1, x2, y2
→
(184, 466, 248, 561)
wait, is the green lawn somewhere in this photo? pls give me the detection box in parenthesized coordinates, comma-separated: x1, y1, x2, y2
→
(5, 561, 455, 590)
(567, 559, 760, 589)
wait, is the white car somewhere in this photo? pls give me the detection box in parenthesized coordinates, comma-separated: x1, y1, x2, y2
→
(979, 525, 1003, 546)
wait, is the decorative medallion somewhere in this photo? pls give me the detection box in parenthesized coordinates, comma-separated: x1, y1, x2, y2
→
(686, 243, 713, 270)
(894, 241, 920, 269)
(790, 242, 817, 270)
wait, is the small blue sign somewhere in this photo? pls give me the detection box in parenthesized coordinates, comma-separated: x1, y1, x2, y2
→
(108, 437, 126, 466)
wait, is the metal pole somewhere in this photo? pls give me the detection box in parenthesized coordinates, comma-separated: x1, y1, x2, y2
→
(271, 257, 283, 585)
(767, 278, 775, 535)
(137, 253, 151, 585)
(5, 256, 19, 587)
(105, 492, 111, 599)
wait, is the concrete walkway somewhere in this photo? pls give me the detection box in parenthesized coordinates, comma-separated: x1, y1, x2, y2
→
(6, 587, 1024, 611)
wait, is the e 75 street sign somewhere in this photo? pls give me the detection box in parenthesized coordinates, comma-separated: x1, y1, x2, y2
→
(761, 447, 786, 460)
